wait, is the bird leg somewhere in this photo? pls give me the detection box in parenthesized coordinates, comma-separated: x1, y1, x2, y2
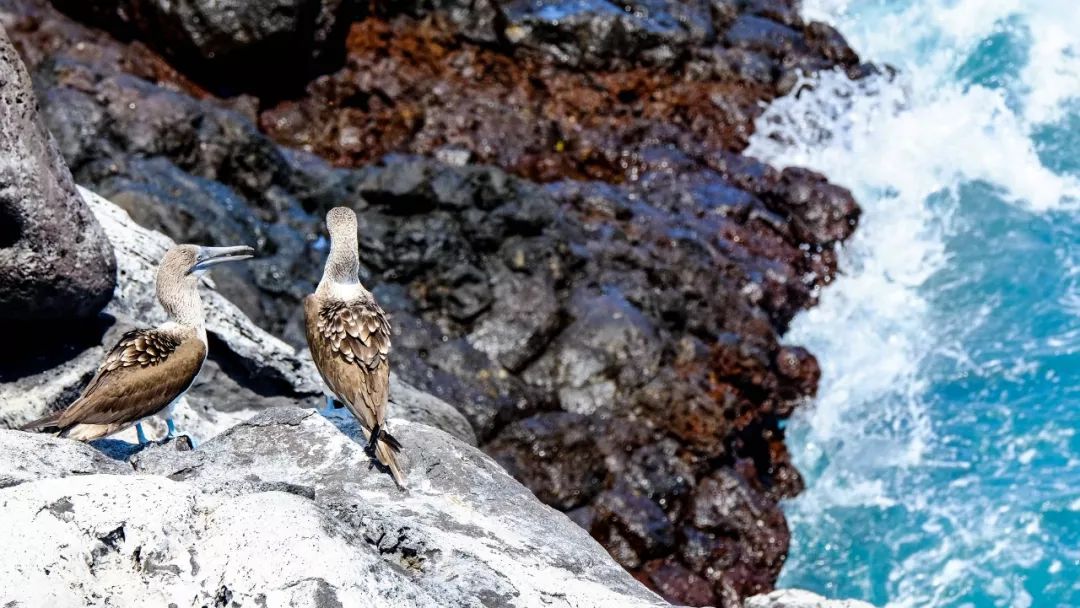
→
(322, 395, 344, 416)
(136, 422, 149, 445)
(166, 418, 177, 439)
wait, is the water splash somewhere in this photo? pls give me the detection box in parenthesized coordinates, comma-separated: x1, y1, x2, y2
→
(747, 0, 1080, 605)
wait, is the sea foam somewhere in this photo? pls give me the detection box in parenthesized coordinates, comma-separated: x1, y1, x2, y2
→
(747, 0, 1080, 605)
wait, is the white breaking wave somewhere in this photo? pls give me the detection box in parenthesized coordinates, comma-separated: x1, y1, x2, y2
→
(747, 66, 942, 514)
(801, 0, 1080, 132)
(746, 0, 1080, 606)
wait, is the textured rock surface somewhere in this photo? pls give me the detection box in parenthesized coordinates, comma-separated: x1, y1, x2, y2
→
(745, 590, 877, 608)
(0, 408, 666, 607)
(391, 0, 861, 76)
(262, 7, 867, 182)
(0, 25, 115, 320)
(0, 0, 863, 604)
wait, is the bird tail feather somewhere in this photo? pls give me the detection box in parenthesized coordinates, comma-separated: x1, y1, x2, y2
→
(61, 423, 119, 442)
(382, 429, 403, 452)
(19, 412, 62, 433)
(375, 431, 407, 489)
(21, 413, 122, 442)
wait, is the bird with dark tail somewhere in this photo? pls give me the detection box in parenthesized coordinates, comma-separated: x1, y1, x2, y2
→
(304, 207, 406, 488)
(21, 244, 254, 443)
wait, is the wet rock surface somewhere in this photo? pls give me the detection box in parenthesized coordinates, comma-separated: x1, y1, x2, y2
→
(0, 0, 863, 604)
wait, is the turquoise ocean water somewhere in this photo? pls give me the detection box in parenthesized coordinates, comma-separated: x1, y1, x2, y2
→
(746, 1, 1080, 606)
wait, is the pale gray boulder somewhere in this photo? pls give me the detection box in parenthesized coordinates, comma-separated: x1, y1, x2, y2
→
(0, 408, 666, 608)
(0, 430, 129, 489)
(0, 26, 115, 320)
(0, 475, 437, 607)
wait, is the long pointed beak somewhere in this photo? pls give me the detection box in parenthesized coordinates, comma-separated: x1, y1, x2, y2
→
(188, 245, 255, 274)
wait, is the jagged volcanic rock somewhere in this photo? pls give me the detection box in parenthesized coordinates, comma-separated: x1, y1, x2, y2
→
(260, 4, 868, 183)
(0, 25, 115, 321)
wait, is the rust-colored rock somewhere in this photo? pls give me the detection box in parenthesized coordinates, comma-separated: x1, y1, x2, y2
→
(258, 6, 867, 185)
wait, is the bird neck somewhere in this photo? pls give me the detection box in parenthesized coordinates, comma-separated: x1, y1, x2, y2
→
(158, 277, 205, 329)
(321, 231, 360, 288)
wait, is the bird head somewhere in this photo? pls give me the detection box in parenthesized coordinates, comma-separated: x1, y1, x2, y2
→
(157, 244, 254, 325)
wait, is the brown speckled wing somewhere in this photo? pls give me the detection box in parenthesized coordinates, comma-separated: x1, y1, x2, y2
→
(57, 329, 206, 429)
(304, 295, 391, 429)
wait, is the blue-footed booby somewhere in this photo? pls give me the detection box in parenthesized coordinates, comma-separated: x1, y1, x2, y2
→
(305, 207, 406, 488)
(22, 244, 254, 443)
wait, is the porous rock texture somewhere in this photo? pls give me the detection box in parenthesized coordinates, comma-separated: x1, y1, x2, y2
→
(0, 0, 865, 604)
(0, 24, 115, 320)
(0, 408, 665, 607)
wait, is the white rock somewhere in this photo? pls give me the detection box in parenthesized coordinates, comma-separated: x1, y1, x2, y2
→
(746, 589, 877, 608)
(0, 408, 666, 607)
(0, 475, 435, 607)
(0, 430, 129, 488)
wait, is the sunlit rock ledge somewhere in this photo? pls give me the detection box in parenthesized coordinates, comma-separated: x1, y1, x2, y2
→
(0, 408, 667, 607)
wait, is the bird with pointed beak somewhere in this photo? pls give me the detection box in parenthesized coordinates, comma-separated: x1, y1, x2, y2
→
(305, 207, 406, 488)
(22, 244, 254, 443)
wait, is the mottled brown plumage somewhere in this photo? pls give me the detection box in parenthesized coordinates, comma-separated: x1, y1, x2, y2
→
(305, 207, 406, 488)
(34, 327, 207, 440)
(305, 298, 391, 429)
(22, 244, 253, 442)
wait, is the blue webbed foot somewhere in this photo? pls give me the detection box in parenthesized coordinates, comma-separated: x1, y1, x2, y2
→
(136, 422, 148, 445)
(321, 395, 344, 416)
